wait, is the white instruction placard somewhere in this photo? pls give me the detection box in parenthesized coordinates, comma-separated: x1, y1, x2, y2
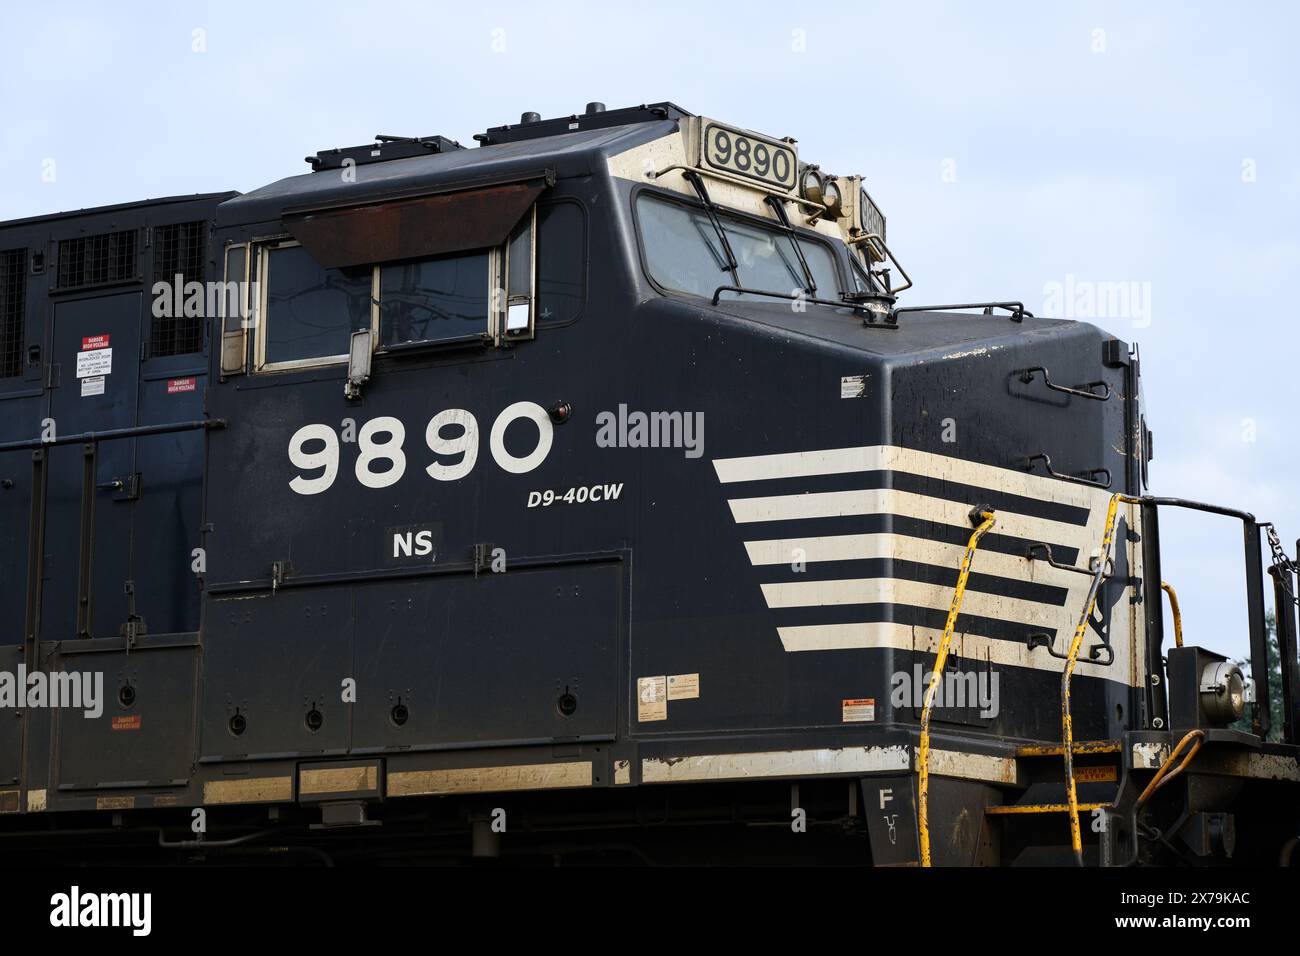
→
(76, 348, 112, 379)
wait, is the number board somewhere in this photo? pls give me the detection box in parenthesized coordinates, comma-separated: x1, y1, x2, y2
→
(699, 119, 798, 191)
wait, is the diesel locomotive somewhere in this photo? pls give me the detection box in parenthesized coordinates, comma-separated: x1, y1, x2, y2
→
(0, 102, 1297, 866)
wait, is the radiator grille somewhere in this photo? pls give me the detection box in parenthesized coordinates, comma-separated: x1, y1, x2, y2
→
(151, 221, 206, 356)
(56, 229, 138, 289)
(0, 249, 25, 379)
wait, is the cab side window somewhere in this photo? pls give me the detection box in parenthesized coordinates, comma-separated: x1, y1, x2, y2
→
(379, 252, 490, 348)
(241, 189, 586, 375)
(259, 242, 372, 369)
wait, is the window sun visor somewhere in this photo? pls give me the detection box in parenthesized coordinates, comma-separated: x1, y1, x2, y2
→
(283, 178, 550, 269)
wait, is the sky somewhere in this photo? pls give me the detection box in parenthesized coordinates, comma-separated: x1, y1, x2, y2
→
(1, 1, 1297, 664)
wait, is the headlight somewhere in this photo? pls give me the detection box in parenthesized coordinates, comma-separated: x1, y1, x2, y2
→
(821, 176, 844, 217)
(1201, 661, 1246, 724)
(800, 166, 824, 205)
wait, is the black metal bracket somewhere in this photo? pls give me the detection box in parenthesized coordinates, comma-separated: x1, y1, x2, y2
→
(271, 560, 293, 593)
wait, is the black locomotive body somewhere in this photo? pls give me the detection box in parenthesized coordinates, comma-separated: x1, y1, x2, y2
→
(1, 103, 1297, 866)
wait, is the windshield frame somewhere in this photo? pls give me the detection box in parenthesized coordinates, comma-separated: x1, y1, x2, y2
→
(631, 185, 850, 307)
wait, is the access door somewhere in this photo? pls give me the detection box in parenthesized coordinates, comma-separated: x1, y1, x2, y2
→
(41, 293, 142, 640)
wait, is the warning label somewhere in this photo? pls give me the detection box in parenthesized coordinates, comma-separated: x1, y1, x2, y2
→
(80, 376, 105, 397)
(840, 375, 868, 399)
(111, 715, 141, 731)
(82, 334, 110, 351)
(842, 698, 876, 722)
(167, 377, 197, 394)
(1073, 765, 1118, 783)
(76, 347, 112, 379)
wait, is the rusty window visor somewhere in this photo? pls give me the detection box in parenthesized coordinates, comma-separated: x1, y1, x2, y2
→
(283, 180, 548, 270)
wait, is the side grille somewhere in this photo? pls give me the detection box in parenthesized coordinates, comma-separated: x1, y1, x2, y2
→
(0, 249, 25, 379)
(150, 221, 207, 357)
(56, 229, 138, 290)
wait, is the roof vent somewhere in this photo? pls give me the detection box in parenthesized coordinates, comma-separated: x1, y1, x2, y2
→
(521, 111, 541, 125)
(585, 102, 606, 114)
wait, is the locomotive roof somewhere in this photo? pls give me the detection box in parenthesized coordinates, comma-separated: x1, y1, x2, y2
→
(217, 119, 679, 226)
(0, 191, 238, 231)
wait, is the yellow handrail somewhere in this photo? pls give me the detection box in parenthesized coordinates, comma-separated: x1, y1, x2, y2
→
(1160, 581, 1184, 648)
(919, 509, 996, 867)
(1135, 729, 1204, 810)
(1061, 493, 1141, 866)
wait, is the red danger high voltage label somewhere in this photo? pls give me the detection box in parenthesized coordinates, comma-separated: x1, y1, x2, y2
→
(167, 377, 197, 394)
(82, 334, 110, 350)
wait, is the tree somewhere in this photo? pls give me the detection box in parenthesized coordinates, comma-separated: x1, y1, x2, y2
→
(1230, 610, 1284, 741)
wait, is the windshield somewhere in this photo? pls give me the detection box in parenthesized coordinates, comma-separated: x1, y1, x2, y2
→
(637, 193, 841, 302)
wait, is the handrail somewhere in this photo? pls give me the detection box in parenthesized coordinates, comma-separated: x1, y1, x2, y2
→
(1017, 365, 1111, 402)
(0, 418, 225, 454)
(708, 285, 895, 325)
(1134, 729, 1205, 811)
(846, 232, 914, 295)
(1061, 492, 1141, 866)
(892, 301, 1033, 322)
(918, 508, 996, 867)
(1160, 582, 1184, 648)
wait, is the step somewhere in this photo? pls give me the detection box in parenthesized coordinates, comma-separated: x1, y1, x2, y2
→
(1015, 740, 1122, 757)
(985, 802, 1113, 815)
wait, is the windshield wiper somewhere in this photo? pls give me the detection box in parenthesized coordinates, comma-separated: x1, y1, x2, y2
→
(764, 195, 816, 297)
(682, 170, 738, 279)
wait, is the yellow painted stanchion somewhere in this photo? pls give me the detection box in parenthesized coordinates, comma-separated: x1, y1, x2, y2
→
(1160, 581, 1184, 648)
(1060, 492, 1141, 866)
(919, 509, 996, 867)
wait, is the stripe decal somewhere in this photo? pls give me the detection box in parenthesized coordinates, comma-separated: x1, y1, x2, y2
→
(711, 443, 1141, 686)
(743, 532, 1079, 587)
(775, 621, 1121, 677)
(388, 762, 593, 797)
(640, 745, 1016, 785)
(761, 577, 1065, 629)
(727, 488, 1085, 545)
(713, 445, 1097, 508)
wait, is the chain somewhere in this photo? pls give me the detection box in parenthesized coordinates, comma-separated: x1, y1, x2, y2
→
(1263, 523, 1299, 606)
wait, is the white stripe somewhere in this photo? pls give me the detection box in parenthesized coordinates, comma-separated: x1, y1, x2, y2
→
(641, 746, 910, 783)
(760, 577, 1065, 629)
(727, 487, 1086, 546)
(640, 745, 1017, 785)
(713, 446, 880, 484)
(712, 444, 1100, 509)
(742, 532, 1079, 588)
(775, 621, 1134, 683)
